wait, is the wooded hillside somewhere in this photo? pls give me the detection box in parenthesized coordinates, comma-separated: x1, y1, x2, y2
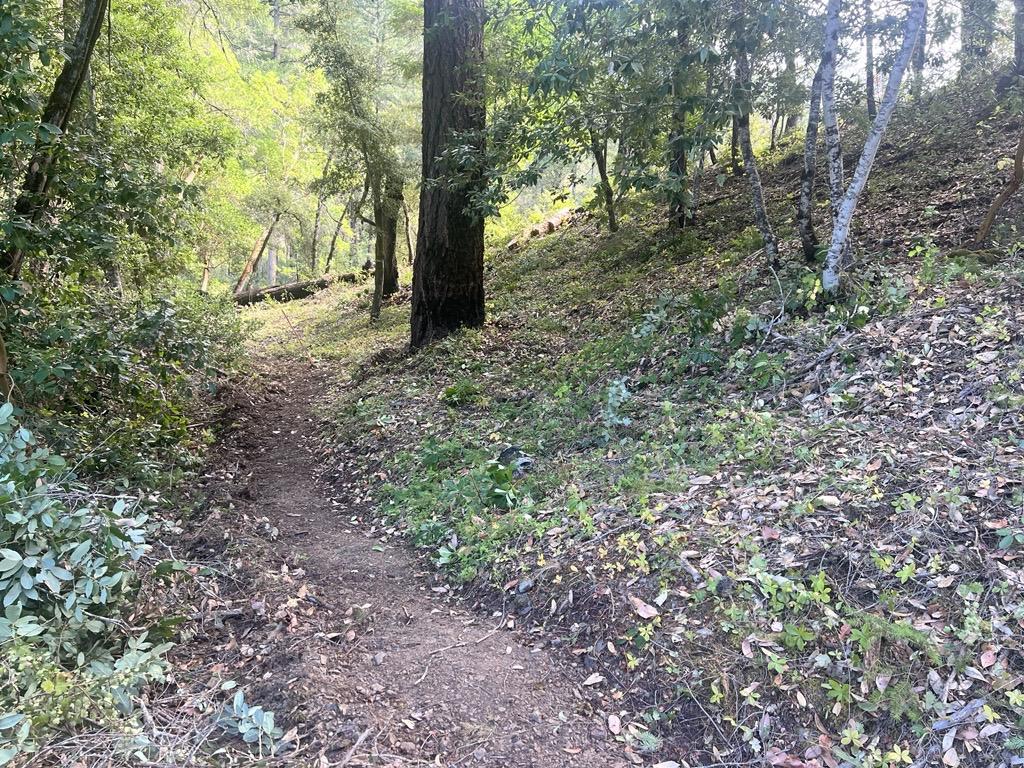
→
(2, 0, 1024, 765)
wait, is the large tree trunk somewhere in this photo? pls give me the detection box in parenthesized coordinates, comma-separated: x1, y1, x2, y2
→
(668, 20, 691, 229)
(1, 0, 109, 278)
(591, 132, 619, 233)
(798, 62, 826, 261)
(864, 0, 877, 118)
(822, 0, 927, 292)
(409, 0, 486, 350)
(734, 28, 779, 266)
(233, 213, 281, 296)
(975, 129, 1024, 245)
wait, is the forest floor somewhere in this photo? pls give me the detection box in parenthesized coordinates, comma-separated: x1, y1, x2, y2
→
(180, 355, 624, 767)
(179, 89, 1024, 768)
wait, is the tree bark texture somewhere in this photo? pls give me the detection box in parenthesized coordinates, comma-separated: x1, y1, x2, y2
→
(409, 0, 486, 350)
(821, 0, 846, 226)
(798, 62, 826, 261)
(591, 132, 619, 233)
(668, 20, 691, 229)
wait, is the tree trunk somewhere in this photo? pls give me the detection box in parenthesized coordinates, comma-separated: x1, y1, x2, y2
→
(798, 62, 826, 261)
(1, 0, 109, 278)
(975, 129, 1024, 245)
(734, 19, 779, 266)
(821, 0, 846, 226)
(1016, 0, 1024, 74)
(409, 0, 486, 350)
(234, 213, 280, 296)
(200, 253, 212, 293)
(371, 178, 385, 320)
(325, 216, 344, 274)
(668, 20, 691, 229)
(310, 154, 333, 271)
(913, 0, 927, 98)
(266, 240, 279, 286)
(730, 117, 742, 175)
(591, 132, 618, 233)
(402, 198, 415, 265)
(864, 0, 877, 118)
(0, 332, 11, 402)
(822, 0, 927, 292)
(382, 174, 402, 297)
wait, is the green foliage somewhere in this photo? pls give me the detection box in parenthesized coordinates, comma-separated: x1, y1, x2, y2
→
(215, 689, 285, 755)
(2, 286, 243, 479)
(0, 408, 170, 760)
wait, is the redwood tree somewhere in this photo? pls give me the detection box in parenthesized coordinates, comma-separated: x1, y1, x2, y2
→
(409, 0, 486, 349)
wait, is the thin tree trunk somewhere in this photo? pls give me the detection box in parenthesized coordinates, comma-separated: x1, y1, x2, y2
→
(913, 0, 927, 98)
(822, 0, 846, 227)
(310, 154, 333, 271)
(409, 0, 486, 349)
(591, 132, 618, 233)
(822, 0, 927, 292)
(798, 62, 826, 261)
(371, 182, 385, 321)
(975, 129, 1024, 245)
(402, 198, 415, 265)
(735, 57, 779, 265)
(668, 20, 691, 228)
(1, 0, 109, 278)
(1016, 0, 1024, 74)
(865, 0, 877, 118)
(200, 253, 212, 293)
(325, 216, 343, 274)
(382, 175, 401, 296)
(234, 213, 280, 296)
(731, 118, 742, 175)
(0, 333, 10, 402)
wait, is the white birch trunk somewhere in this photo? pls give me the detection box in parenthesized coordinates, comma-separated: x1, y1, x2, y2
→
(821, 0, 845, 223)
(822, 0, 927, 293)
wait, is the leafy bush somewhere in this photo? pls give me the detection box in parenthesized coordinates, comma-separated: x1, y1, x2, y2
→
(0, 405, 170, 762)
(2, 283, 244, 480)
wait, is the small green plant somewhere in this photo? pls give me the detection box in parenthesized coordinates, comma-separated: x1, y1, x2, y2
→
(215, 689, 285, 755)
(441, 378, 484, 406)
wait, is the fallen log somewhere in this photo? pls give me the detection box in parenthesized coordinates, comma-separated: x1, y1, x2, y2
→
(233, 273, 358, 306)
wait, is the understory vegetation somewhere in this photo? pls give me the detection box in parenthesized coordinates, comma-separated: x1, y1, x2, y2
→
(247, 87, 1024, 765)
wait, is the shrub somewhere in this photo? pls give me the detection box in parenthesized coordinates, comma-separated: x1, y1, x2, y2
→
(1, 283, 244, 480)
(0, 404, 170, 762)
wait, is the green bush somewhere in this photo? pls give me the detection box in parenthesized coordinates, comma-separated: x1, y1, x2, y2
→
(2, 283, 244, 480)
(0, 405, 170, 763)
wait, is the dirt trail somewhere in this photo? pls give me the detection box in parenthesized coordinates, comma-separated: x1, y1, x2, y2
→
(218, 361, 625, 767)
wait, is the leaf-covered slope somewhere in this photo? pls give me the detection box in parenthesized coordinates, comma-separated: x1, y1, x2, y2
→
(249, 92, 1024, 767)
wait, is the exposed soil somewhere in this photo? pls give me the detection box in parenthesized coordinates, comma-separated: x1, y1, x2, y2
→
(193, 359, 626, 767)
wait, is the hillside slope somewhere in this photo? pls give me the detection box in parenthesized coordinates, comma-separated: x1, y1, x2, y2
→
(245, 93, 1024, 767)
